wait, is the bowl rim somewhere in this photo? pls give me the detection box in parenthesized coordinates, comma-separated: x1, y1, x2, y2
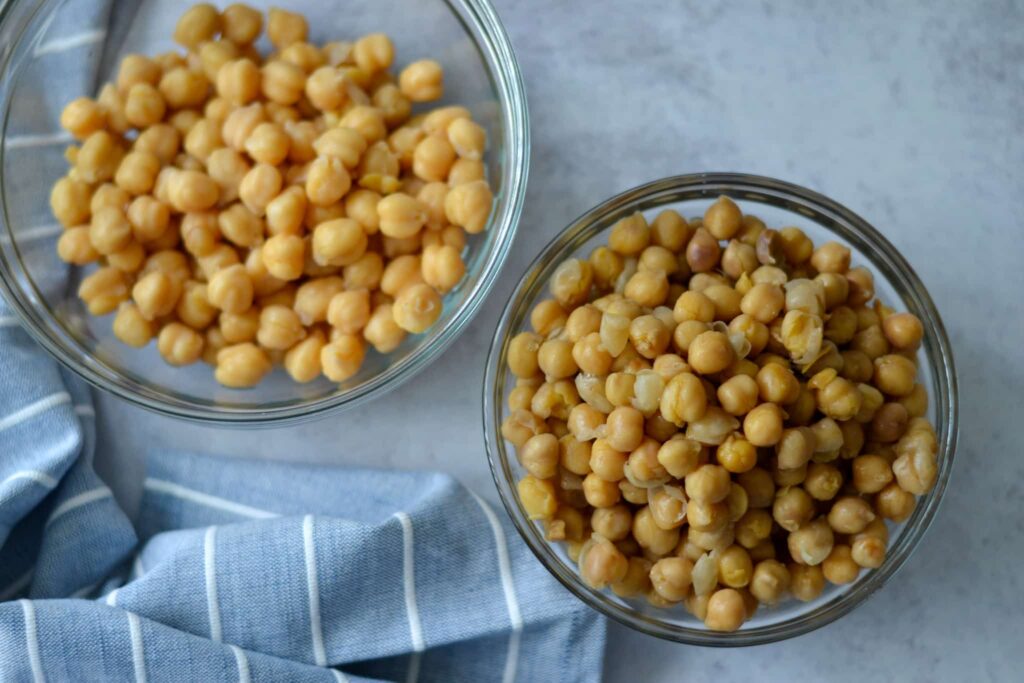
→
(483, 172, 958, 646)
(0, 0, 530, 425)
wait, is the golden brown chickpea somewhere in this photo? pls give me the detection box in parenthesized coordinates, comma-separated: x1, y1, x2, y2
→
(89, 206, 133, 255)
(548, 258, 593, 310)
(412, 135, 456, 182)
(648, 209, 691, 252)
(772, 482, 814, 530)
(684, 464, 731, 504)
(776, 427, 815, 470)
(716, 435, 757, 474)
(582, 472, 621, 508)
(742, 402, 784, 447)
(871, 402, 909, 443)
(352, 33, 394, 73)
(687, 331, 734, 375)
(601, 406, 642, 452)
(399, 59, 444, 102)
(303, 66, 348, 111)
(559, 433, 591, 473)
(810, 241, 851, 274)
(579, 536, 629, 589)
(873, 354, 917, 397)
(207, 264, 254, 314)
(714, 374, 757, 417)
(717, 545, 753, 588)
(607, 213, 649, 256)
(756, 362, 800, 405)
(265, 7, 307, 48)
(392, 283, 442, 333)
(56, 225, 99, 265)
(749, 559, 790, 605)
(447, 117, 486, 161)
(157, 323, 204, 366)
(703, 196, 742, 240)
(363, 302, 407, 353)
(720, 240, 757, 279)
(221, 4, 262, 45)
(787, 518, 834, 566)
(50, 176, 93, 228)
(850, 535, 886, 569)
(804, 462, 843, 501)
(650, 557, 694, 602)
(174, 3, 220, 48)
(124, 83, 165, 129)
(214, 342, 271, 387)
(881, 312, 924, 350)
(60, 97, 107, 139)
(517, 433, 559, 480)
(789, 564, 825, 602)
(686, 228, 721, 273)
(320, 334, 366, 382)
(376, 192, 426, 239)
(216, 203, 262, 249)
(633, 506, 680, 556)
(705, 588, 745, 632)
(897, 383, 929, 419)
(255, 305, 305, 350)
(158, 68, 209, 110)
(851, 454, 893, 494)
(380, 255, 424, 297)
(77, 131, 122, 184)
(281, 329, 324, 383)
(112, 301, 155, 348)
(740, 283, 784, 324)
(702, 284, 742, 322)
(875, 481, 915, 521)
(175, 280, 217, 330)
(822, 545, 860, 585)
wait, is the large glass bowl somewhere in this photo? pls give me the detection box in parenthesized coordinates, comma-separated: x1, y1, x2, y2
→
(484, 173, 958, 645)
(0, 0, 528, 424)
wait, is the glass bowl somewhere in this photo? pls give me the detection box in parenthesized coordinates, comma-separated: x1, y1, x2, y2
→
(0, 0, 528, 424)
(484, 173, 958, 645)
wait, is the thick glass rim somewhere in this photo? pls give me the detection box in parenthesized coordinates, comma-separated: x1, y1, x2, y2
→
(0, 0, 530, 425)
(483, 173, 958, 646)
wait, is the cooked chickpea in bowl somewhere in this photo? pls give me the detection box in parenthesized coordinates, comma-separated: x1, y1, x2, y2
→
(0, 0, 527, 422)
(485, 174, 956, 644)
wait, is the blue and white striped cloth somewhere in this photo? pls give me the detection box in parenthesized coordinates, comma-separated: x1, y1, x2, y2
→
(0, 301, 606, 683)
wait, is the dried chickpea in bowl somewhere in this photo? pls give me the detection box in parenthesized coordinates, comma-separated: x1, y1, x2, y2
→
(49, 3, 499, 391)
(486, 175, 956, 643)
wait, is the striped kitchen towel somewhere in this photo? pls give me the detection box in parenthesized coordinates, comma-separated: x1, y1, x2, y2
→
(0, 296, 606, 683)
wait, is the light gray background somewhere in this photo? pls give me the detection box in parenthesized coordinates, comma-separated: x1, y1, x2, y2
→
(93, 1, 1023, 680)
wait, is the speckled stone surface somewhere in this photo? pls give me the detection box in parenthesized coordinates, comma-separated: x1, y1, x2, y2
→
(93, 1, 1023, 679)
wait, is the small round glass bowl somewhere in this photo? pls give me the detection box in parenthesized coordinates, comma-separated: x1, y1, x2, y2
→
(0, 0, 528, 424)
(484, 173, 957, 645)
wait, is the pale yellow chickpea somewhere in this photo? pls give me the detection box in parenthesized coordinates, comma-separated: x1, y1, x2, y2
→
(207, 7, 253, 47)
(393, 283, 442, 333)
(446, 117, 486, 160)
(372, 192, 425, 239)
(302, 66, 346, 112)
(352, 33, 394, 73)
(448, 158, 485, 187)
(219, 308, 260, 344)
(241, 122, 288, 166)
(632, 506, 680, 556)
(444, 180, 492, 234)
(131, 270, 180, 320)
(181, 120, 222, 164)
(283, 119, 318, 163)
(290, 276, 343, 326)
(50, 176, 92, 228)
(256, 305, 306, 350)
(419, 243, 465, 294)
(176, 212, 217, 258)
(205, 148, 250, 205)
(251, 234, 302, 283)
(218, 203, 264, 248)
(158, 68, 209, 110)
(302, 156, 350, 208)
(112, 302, 153, 347)
(157, 323, 204, 366)
(787, 518, 834, 566)
(324, 289, 369, 334)
(380, 254, 424, 297)
(264, 186, 306, 236)
(338, 106, 387, 145)
(398, 59, 443, 101)
(412, 135, 456, 182)
(167, 170, 219, 213)
(311, 218, 367, 267)
(363, 302, 406, 353)
(236, 163, 280, 216)
(196, 40, 240, 81)
(175, 280, 218, 330)
(344, 252, 384, 290)
(264, 7, 306, 48)
(124, 83, 165, 129)
(283, 329, 325, 383)
(96, 83, 129, 134)
(88, 206, 133, 255)
(222, 103, 266, 151)
(260, 60, 305, 105)
(60, 97, 106, 139)
(174, 3, 220, 48)
(206, 264, 254, 314)
(77, 131, 122, 184)
(215, 342, 271, 388)
(115, 54, 161, 92)
(56, 226, 99, 265)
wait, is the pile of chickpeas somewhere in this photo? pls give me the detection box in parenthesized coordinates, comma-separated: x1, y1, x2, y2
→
(50, 3, 492, 388)
(502, 197, 938, 632)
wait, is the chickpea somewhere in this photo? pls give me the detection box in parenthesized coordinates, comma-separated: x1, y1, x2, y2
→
(377, 193, 427, 239)
(873, 354, 917, 397)
(684, 464, 731, 504)
(740, 283, 784, 324)
(320, 334, 366, 382)
(772, 486, 814, 532)
(804, 462, 843, 501)
(659, 372, 707, 425)
(623, 270, 669, 308)
(646, 209, 689, 252)
(607, 213, 649, 256)
(158, 68, 210, 110)
(173, 4, 220, 48)
(582, 472, 621, 508)
(712, 374, 756, 417)
(207, 264, 254, 314)
(398, 59, 443, 101)
(879, 312, 924, 351)
(749, 559, 790, 605)
(549, 258, 593, 309)
(825, 496, 875, 535)
(322, 290, 370, 336)
(589, 506, 631, 544)
(514, 433, 557, 480)
(871, 402, 909, 443)
(789, 564, 825, 602)
(446, 118, 486, 162)
(875, 481, 915, 521)
(109, 301, 154, 348)
(176, 281, 218, 329)
(60, 96, 107, 139)
(897, 383, 929, 419)
(278, 329, 323, 383)
(703, 196, 742, 240)
(535, 339, 576, 380)
(412, 135, 456, 182)
(219, 4, 262, 45)
(743, 402, 784, 447)
(308, 218, 365, 267)
(301, 66, 347, 112)
(822, 545, 860, 585)
(599, 406, 641, 452)
(776, 427, 815, 470)
(157, 323, 204, 366)
(810, 241, 851, 274)
(787, 518, 834, 566)
(851, 535, 886, 569)
(648, 439, 698, 481)
(392, 283, 442, 333)
(380, 255, 424, 297)
(632, 506, 680, 556)
(123, 83, 165, 129)
(264, 7, 307, 48)
(421, 244, 465, 294)
(849, 454, 893, 495)
(253, 305, 304, 350)
(213, 342, 270, 387)
(338, 106, 387, 145)
(647, 557, 693, 602)
(816, 375, 863, 420)
(363, 303, 407, 353)
(686, 228, 720, 273)
(77, 131, 122, 184)
(717, 545, 753, 588)
(572, 333, 612, 375)
(754, 363, 799, 405)
(580, 536, 628, 589)
(705, 588, 745, 632)
(559, 434, 591, 474)
(716, 435, 757, 474)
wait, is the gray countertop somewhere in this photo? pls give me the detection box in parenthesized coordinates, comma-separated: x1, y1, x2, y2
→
(94, 1, 1023, 680)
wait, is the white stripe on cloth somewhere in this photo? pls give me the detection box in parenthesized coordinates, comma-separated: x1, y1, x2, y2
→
(468, 492, 523, 683)
(302, 515, 327, 667)
(0, 391, 71, 433)
(20, 600, 45, 683)
(1, 471, 59, 496)
(132, 554, 145, 580)
(0, 223, 63, 245)
(143, 479, 279, 519)
(5, 131, 73, 148)
(105, 588, 119, 607)
(204, 526, 223, 642)
(128, 612, 147, 683)
(0, 315, 20, 328)
(46, 486, 113, 526)
(74, 404, 95, 418)
(34, 29, 106, 57)
(331, 669, 350, 682)
(229, 644, 251, 683)
(393, 512, 423, 683)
